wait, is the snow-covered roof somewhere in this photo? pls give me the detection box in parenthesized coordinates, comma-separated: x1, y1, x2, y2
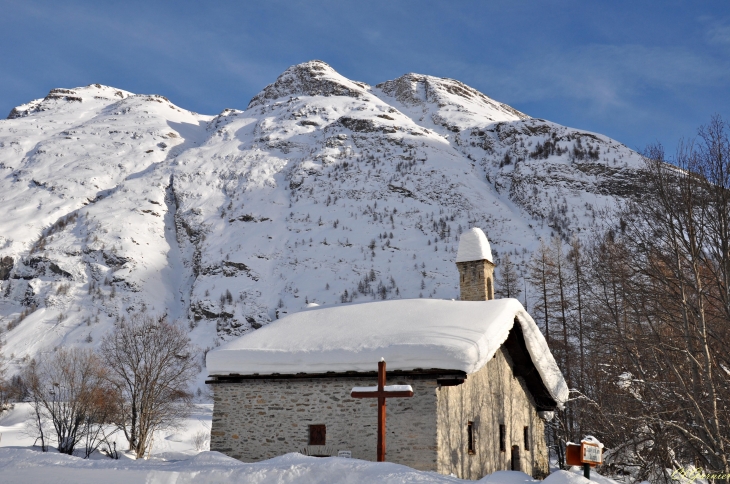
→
(206, 298, 568, 407)
(455, 228, 493, 263)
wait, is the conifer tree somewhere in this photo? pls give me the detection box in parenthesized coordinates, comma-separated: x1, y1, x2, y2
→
(527, 240, 553, 345)
(496, 253, 521, 299)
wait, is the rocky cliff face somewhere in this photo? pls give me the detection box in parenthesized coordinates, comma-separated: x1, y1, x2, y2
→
(0, 61, 644, 370)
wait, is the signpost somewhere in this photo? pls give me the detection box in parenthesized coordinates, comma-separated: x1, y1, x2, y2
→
(351, 359, 414, 462)
(566, 436, 603, 481)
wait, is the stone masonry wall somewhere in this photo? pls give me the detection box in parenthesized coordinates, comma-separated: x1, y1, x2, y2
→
(457, 259, 495, 301)
(437, 347, 549, 479)
(211, 376, 439, 470)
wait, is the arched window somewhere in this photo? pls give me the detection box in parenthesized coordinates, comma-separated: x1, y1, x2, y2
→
(487, 278, 493, 300)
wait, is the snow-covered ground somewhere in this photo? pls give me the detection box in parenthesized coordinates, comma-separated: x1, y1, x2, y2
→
(0, 448, 623, 484)
(0, 402, 212, 454)
(0, 405, 637, 484)
(0, 403, 627, 484)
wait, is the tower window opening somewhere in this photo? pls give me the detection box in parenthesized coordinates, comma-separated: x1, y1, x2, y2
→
(467, 421, 475, 455)
(499, 424, 506, 452)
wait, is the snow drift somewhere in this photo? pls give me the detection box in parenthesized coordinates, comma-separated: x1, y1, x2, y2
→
(0, 448, 619, 484)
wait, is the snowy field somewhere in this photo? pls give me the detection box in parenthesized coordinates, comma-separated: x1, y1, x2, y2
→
(0, 449, 620, 484)
(0, 404, 625, 484)
(0, 402, 212, 455)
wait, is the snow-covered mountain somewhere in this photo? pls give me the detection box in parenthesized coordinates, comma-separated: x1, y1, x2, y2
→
(0, 60, 645, 373)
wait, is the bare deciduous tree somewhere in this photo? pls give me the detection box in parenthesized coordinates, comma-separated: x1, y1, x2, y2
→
(80, 387, 120, 459)
(100, 315, 199, 458)
(518, 119, 730, 481)
(191, 429, 209, 451)
(528, 238, 579, 467)
(572, 117, 730, 482)
(22, 348, 114, 455)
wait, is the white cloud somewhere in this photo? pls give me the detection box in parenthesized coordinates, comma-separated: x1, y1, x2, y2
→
(704, 18, 730, 46)
(431, 42, 729, 118)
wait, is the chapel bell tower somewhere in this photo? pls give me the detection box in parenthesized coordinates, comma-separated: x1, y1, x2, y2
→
(456, 227, 495, 301)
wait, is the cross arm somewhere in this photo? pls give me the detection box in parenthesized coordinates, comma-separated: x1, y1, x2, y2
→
(351, 390, 414, 398)
(351, 384, 414, 399)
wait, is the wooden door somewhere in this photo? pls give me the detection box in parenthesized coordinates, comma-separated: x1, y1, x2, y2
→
(511, 445, 521, 472)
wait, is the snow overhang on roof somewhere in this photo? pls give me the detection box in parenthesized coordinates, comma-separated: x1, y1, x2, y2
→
(455, 228, 493, 263)
(206, 298, 568, 408)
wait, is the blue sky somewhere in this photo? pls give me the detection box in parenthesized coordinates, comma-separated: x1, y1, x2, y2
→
(2, 1, 729, 153)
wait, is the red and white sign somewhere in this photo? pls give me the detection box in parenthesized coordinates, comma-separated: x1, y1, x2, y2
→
(582, 443, 602, 465)
(566, 436, 603, 467)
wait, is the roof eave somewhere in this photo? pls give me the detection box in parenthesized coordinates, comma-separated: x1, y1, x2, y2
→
(206, 368, 467, 384)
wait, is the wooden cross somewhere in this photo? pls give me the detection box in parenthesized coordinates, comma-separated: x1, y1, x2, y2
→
(351, 359, 414, 462)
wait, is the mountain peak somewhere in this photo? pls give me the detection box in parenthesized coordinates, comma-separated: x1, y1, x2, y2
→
(0, 60, 644, 374)
(247, 60, 370, 109)
(7, 84, 133, 119)
(376, 73, 528, 126)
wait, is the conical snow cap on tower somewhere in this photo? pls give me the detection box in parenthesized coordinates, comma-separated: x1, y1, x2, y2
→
(456, 228, 493, 263)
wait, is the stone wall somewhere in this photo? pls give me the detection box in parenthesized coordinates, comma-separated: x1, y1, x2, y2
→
(210, 376, 439, 470)
(210, 349, 551, 479)
(457, 259, 495, 301)
(436, 347, 549, 479)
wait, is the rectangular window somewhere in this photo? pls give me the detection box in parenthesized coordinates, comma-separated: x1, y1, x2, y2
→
(524, 426, 530, 451)
(499, 424, 506, 452)
(467, 421, 475, 455)
(309, 424, 326, 445)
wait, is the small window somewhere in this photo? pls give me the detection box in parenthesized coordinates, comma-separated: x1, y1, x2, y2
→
(487, 278, 493, 300)
(524, 426, 530, 451)
(309, 424, 326, 445)
(499, 424, 506, 452)
(467, 421, 475, 455)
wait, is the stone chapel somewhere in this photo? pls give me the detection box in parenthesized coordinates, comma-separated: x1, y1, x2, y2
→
(206, 228, 568, 480)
